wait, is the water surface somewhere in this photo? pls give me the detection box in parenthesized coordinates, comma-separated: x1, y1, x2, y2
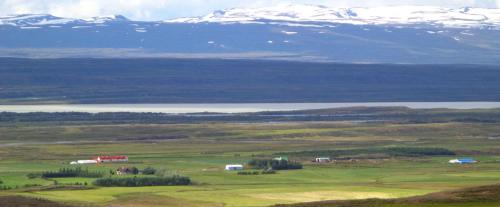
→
(1, 102, 499, 114)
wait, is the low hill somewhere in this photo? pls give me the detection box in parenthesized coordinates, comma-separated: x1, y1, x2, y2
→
(274, 184, 500, 207)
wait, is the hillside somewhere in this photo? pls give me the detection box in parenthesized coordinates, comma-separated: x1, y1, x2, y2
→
(275, 184, 500, 207)
(1, 5, 500, 64)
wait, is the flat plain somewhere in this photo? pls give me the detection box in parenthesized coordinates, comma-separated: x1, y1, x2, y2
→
(1, 108, 500, 206)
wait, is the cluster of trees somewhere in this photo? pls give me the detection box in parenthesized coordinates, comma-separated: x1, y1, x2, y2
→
(93, 175, 191, 187)
(387, 147, 456, 156)
(248, 159, 303, 170)
(38, 167, 104, 178)
(113, 166, 157, 175)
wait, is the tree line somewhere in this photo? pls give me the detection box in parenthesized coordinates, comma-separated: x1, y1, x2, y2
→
(248, 159, 303, 170)
(93, 175, 191, 187)
(33, 167, 104, 179)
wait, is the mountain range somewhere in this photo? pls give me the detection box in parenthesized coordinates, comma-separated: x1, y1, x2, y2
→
(1, 4, 500, 64)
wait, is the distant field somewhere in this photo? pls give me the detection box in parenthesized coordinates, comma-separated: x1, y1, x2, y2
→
(1, 108, 500, 206)
(1, 58, 500, 104)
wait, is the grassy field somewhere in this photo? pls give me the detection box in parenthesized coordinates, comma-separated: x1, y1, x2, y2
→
(1, 114, 500, 206)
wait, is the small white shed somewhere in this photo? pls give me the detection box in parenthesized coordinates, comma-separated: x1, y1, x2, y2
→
(315, 157, 331, 163)
(225, 164, 244, 171)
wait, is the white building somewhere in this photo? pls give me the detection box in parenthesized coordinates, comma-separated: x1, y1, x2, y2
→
(225, 164, 244, 171)
(315, 157, 331, 163)
(72, 160, 98, 164)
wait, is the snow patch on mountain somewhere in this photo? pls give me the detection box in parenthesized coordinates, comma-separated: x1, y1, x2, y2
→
(282, 30, 298, 35)
(0, 14, 129, 27)
(166, 4, 500, 29)
(84, 15, 129, 24)
(0, 14, 76, 26)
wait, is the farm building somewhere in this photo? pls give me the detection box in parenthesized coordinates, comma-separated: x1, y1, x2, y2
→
(315, 157, 331, 163)
(449, 158, 477, 164)
(93, 156, 128, 163)
(273, 156, 289, 161)
(225, 164, 244, 171)
(70, 160, 98, 165)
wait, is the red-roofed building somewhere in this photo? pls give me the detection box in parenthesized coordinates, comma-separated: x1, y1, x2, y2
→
(93, 156, 128, 163)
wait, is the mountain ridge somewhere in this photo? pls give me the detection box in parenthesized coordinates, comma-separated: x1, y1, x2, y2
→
(1, 5, 500, 29)
(1, 4, 500, 64)
(166, 4, 500, 29)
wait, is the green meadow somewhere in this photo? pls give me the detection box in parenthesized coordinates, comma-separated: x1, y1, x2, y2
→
(1, 115, 500, 206)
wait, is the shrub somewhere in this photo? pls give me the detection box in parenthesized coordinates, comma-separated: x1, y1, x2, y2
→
(130, 167, 139, 175)
(142, 167, 157, 175)
(261, 169, 277, 174)
(237, 171, 260, 175)
(93, 175, 191, 187)
(23, 184, 42, 188)
(1, 186, 12, 190)
(26, 173, 41, 179)
(154, 168, 175, 177)
(248, 159, 303, 170)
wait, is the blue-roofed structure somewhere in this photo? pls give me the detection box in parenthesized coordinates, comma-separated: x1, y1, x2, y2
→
(449, 158, 477, 164)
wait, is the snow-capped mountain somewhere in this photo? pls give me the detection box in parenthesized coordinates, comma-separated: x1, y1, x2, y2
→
(0, 14, 128, 27)
(167, 4, 500, 29)
(2, 5, 500, 29)
(1, 4, 500, 64)
(0, 14, 75, 27)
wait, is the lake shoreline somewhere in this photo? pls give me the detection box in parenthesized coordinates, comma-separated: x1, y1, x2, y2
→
(1, 102, 500, 114)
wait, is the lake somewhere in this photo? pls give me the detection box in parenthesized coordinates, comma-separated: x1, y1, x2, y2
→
(1, 102, 500, 113)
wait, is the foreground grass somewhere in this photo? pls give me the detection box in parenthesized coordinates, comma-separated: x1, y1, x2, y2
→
(0, 196, 73, 207)
(275, 184, 500, 207)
